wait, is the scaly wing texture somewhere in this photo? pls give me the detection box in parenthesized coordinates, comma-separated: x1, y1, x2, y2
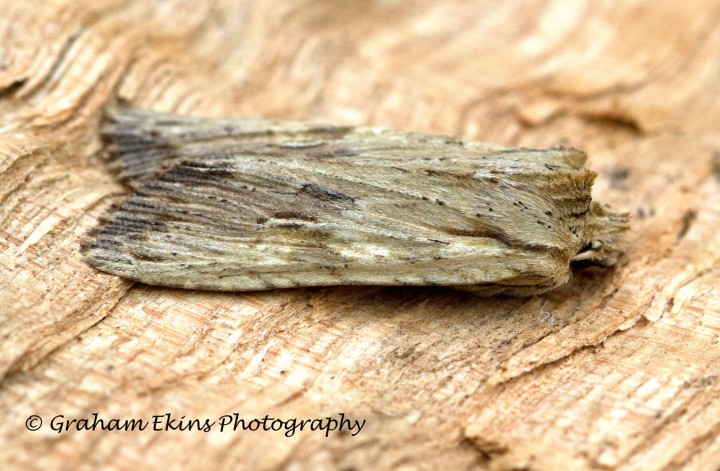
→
(103, 107, 582, 186)
(85, 109, 628, 296)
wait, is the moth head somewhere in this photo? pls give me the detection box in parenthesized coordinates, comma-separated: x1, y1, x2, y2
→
(572, 203, 629, 267)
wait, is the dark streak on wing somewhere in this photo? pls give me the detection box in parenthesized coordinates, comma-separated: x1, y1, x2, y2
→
(272, 211, 317, 221)
(442, 225, 517, 243)
(441, 225, 562, 255)
(301, 183, 356, 203)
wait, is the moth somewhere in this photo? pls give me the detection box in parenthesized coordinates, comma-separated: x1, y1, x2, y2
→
(83, 107, 629, 296)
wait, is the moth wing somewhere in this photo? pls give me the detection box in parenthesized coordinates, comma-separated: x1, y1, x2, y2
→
(104, 107, 355, 187)
(84, 142, 598, 295)
(104, 107, 586, 187)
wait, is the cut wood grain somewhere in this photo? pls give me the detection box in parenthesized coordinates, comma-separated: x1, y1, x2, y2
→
(1, 1, 719, 470)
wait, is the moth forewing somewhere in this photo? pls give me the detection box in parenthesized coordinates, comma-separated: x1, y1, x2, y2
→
(84, 107, 629, 296)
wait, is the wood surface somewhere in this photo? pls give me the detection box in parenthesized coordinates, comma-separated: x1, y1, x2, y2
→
(1, 1, 719, 470)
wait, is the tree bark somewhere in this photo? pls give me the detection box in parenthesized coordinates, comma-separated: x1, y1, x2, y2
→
(2, 1, 720, 470)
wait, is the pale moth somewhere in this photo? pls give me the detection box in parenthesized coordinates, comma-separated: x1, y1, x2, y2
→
(83, 107, 628, 296)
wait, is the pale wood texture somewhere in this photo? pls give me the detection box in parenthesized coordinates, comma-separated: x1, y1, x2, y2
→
(1, 1, 719, 470)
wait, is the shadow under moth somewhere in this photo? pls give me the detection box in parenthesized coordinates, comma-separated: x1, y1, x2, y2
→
(83, 107, 629, 296)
